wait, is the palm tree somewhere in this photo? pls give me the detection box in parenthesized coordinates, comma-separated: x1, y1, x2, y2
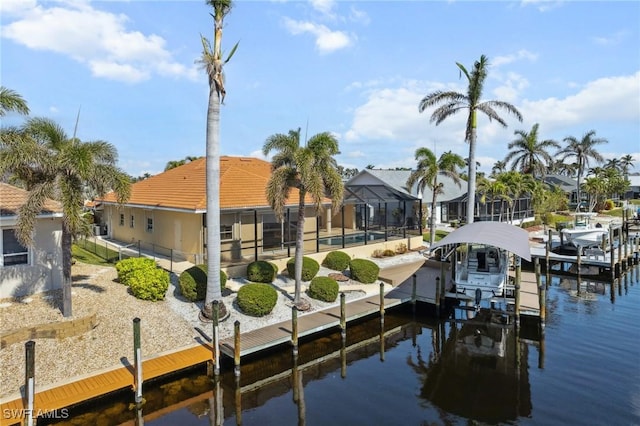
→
(418, 55, 522, 224)
(263, 128, 344, 310)
(0, 117, 130, 317)
(504, 123, 559, 177)
(497, 171, 535, 224)
(604, 158, 621, 172)
(620, 154, 634, 177)
(406, 149, 465, 245)
(556, 130, 607, 211)
(0, 86, 30, 116)
(198, 0, 238, 321)
(491, 160, 507, 177)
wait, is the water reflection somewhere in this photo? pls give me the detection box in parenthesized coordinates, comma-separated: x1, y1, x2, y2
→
(409, 309, 532, 424)
(41, 308, 543, 426)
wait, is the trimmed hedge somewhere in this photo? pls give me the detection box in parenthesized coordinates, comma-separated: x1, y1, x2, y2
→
(115, 257, 157, 285)
(179, 264, 227, 302)
(322, 251, 351, 271)
(308, 276, 339, 302)
(286, 256, 320, 281)
(349, 258, 380, 284)
(129, 267, 169, 301)
(246, 261, 278, 283)
(237, 283, 278, 317)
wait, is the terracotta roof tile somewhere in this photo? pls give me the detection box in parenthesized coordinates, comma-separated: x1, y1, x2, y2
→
(0, 183, 63, 216)
(99, 156, 330, 211)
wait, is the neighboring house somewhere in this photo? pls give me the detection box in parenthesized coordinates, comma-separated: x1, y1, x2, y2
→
(625, 175, 640, 199)
(98, 156, 343, 265)
(543, 174, 580, 204)
(345, 169, 426, 227)
(0, 183, 64, 299)
(347, 169, 534, 226)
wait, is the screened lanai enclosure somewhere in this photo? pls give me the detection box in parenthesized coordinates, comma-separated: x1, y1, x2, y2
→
(216, 181, 423, 266)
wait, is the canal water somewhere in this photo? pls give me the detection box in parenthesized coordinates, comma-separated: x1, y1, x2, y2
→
(42, 266, 640, 426)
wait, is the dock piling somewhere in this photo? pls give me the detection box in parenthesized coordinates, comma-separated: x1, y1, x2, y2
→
(379, 282, 385, 324)
(535, 258, 546, 330)
(435, 277, 441, 317)
(234, 320, 241, 377)
(133, 317, 143, 405)
(210, 300, 220, 377)
(25, 340, 35, 426)
(515, 257, 521, 328)
(292, 306, 299, 355)
(340, 292, 346, 339)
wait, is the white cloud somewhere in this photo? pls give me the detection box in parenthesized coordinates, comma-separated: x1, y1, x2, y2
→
(492, 50, 538, 67)
(283, 18, 352, 53)
(520, 0, 564, 13)
(310, 0, 336, 16)
(1, 1, 197, 83)
(521, 72, 640, 131)
(284, 18, 352, 53)
(349, 6, 370, 25)
(592, 30, 629, 46)
(342, 70, 639, 174)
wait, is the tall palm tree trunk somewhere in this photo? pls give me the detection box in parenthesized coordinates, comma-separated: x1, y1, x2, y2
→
(203, 73, 226, 320)
(294, 190, 306, 306)
(61, 223, 73, 317)
(429, 178, 438, 246)
(467, 118, 477, 224)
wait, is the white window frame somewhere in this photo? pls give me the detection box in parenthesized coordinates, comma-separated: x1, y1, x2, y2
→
(130, 215, 135, 228)
(1, 228, 30, 267)
(146, 217, 153, 233)
(119, 213, 125, 226)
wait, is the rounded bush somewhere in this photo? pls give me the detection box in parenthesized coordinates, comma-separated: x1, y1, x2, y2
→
(322, 251, 351, 271)
(179, 264, 227, 302)
(237, 283, 278, 317)
(246, 260, 277, 283)
(129, 267, 169, 301)
(286, 256, 320, 281)
(115, 257, 157, 285)
(349, 258, 380, 284)
(308, 276, 339, 302)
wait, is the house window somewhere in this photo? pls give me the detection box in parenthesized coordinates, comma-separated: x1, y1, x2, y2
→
(147, 218, 153, 233)
(221, 224, 232, 240)
(119, 214, 124, 226)
(2, 229, 29, 266)
(130, 215, 135, 228)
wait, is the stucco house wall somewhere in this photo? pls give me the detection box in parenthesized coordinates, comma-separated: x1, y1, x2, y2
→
(1, 183, 64, 299)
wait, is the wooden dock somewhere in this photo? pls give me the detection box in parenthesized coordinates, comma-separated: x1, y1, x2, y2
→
(218, 259, 425, 358)
(0, 260, 426, 424)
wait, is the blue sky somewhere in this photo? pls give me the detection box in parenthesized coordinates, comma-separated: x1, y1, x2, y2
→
(2, 0, 639, 178)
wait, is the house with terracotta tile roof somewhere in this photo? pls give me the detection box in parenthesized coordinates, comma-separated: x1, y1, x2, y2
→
(98, 156, 353, 264)
(98, 156, 425, 267)
(0, 183, 64, 298)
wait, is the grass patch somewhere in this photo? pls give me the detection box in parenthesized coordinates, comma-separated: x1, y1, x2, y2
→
(423, 230, 449, 242)
(72, 244, 115, 266)
(599, 208, 623, 217)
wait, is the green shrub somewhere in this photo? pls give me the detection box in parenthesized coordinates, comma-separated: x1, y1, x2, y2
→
(246, 261, 277, 283)
(179, 264, 227, 302)
(307, 276, 339, 302)
(237, 283, 278, 317)
(128, 267, 169, 301)
(322, 251, 351, 271)
(115, 257, 157, 285)
(286, 256, 320, 281)
(349, 258, 380, 284)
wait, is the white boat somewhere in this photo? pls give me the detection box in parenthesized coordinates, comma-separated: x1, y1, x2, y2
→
(429, 222, 531, 303)
(561, 213, 608, 248)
